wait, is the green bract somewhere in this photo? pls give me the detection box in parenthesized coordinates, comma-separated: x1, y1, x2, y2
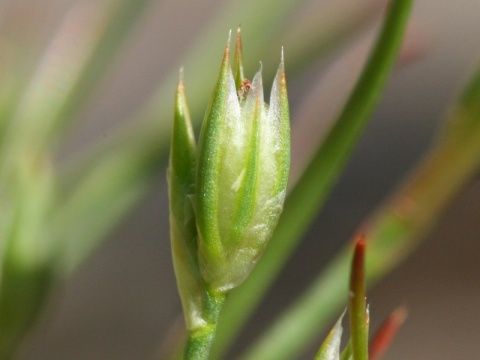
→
(314, 312, 344, 360)
(168, 73, 204, 330)
(195, 41, 290, 292)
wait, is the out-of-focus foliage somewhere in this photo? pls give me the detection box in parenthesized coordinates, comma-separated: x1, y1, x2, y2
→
(0, 0, 479, 358)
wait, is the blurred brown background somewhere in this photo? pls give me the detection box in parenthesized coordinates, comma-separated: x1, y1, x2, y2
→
(2, 0, 479, 358)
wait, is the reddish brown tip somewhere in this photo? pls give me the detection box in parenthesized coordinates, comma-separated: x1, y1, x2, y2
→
(352, 234, 366, 284)
(355, 233, 367, 248)
(369, 306, 408, 360)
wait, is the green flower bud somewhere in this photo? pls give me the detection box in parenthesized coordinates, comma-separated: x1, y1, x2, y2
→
(195, 36, 290, 292)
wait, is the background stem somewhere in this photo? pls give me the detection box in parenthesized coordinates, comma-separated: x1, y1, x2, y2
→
(239, 72, 480, 358)
(214, 0, 413, 356)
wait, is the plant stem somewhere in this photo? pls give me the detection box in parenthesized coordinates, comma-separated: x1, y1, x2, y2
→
(183, 292, 226, 360)
(349, 238, 368, 360)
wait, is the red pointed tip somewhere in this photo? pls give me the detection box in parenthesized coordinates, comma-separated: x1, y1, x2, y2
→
(352, 233, 366, 273)
(391, 306, 408, 326)
(355, 233, 367, 249)
(350, 233, 367, 306)
(370, 306, 408, 360)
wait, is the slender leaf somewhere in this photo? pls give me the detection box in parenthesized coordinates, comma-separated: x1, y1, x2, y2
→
(237, 66, 480, 360)
(54, 134, 162, 274)
(0, 155, 54, 358)
(218, 1, 413, 357)
(0, 0, 151, 176)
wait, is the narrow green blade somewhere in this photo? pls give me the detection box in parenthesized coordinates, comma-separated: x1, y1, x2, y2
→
(218, 1, 413, 357)
(238, 65, 480, 360)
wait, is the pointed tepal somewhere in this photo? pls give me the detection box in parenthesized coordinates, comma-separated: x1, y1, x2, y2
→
(234, 26, 246, 90)
(268, 47, 290, 195)
(170, 68, 196, 184)
(168, 71, 205, 330)
(314, 311, 345, 360)
(196, 31, 243, 290)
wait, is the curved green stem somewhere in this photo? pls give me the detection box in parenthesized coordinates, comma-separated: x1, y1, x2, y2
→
(215, 0, 413, 357)
(239, 66, 480, 360)
(183, 292, 225, 360)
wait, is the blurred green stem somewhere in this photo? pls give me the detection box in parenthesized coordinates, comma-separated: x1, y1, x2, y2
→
(240, 66, 480, 360)
(0, 261, 53, 359)
(215, 0, 413, 357)
(0, 155, 55, 358)
(0, 1, 150, 355)
(0, 0, 151, 178)
(276, 0, 384, 79)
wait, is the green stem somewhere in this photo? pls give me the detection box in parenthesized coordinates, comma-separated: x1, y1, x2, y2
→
(349, 239, 368, 360)
(183, 292, 225, 360)
(215, 0, 413, 357)
(184, 327, 217, 360)
(0, 258, 53, 359)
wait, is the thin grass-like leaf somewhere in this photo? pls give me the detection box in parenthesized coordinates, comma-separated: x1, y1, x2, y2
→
(237, 65, 480, 360)
(0, 0, 151, 177)
(219, 1, 413, 357)
(0, 155, 54, 357)
(274, 0, 385, 79)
